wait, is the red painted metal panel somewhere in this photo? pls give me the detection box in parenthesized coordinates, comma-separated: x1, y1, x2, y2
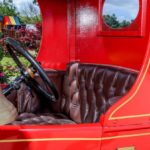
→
(0, 124, 102, 150)
(98, 0, 147, 37)
(37, 0, 148, 71)
(26, 0, 150, 148)
(75, 0, 148, 70)
(102, 0, 150, 127)
(37, 0, 70, 70)
(101, 127, 150, 150)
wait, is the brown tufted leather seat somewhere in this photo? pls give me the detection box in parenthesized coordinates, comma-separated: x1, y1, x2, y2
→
(9, 63, 138, 125)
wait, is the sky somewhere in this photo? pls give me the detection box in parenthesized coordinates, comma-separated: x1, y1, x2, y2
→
(0, 0, 40, 15)
(13, 0, 40, 14)
(0, 0, 139, 21)
(103, 0, 139, 21)
(13, 0, 32, 10)
(14, 0, 139, 21)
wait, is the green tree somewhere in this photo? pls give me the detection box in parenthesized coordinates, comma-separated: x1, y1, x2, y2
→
(19, 15, 41, 24)
(103, 14, 132, 29)
(33, 0, 38, 4)
(0, 46, 7, 84)
(19, 1, 41, 24)
(0, 0, 19, 17)
(103, 14, 120, 28)
(120, 20, 130, 28)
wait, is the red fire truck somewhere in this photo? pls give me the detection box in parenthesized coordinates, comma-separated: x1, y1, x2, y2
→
(0, 0, 150, 149)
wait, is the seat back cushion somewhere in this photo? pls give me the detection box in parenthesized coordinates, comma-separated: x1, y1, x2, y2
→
(61, 63, 138, 123)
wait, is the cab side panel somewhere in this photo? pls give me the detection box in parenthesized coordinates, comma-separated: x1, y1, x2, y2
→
(37, 0, 70, 70)
(0, 125, 102, 150)
(101, 127, 150, 150)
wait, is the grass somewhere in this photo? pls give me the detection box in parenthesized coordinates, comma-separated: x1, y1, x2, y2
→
(0, 55, 30, 83)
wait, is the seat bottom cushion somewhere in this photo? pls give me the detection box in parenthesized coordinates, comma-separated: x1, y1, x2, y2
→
(10, 113, 76, 125)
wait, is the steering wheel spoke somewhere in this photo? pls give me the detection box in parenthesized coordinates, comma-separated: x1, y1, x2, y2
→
(28, 78, 56, 102)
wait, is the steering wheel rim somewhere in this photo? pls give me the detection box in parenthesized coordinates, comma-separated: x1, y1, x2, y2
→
(5, 37, 59, 101)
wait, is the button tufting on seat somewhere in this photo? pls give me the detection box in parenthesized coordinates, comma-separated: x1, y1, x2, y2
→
(62, 63, 138, 123)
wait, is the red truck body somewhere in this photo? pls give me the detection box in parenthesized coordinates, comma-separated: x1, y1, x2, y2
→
(1, 0, 150, 149)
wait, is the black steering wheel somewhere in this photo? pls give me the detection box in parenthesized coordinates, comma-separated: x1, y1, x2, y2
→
(3, 37, 59, 102)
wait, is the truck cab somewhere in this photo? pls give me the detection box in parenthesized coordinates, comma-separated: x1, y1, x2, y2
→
(0, 0, 150, 149)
